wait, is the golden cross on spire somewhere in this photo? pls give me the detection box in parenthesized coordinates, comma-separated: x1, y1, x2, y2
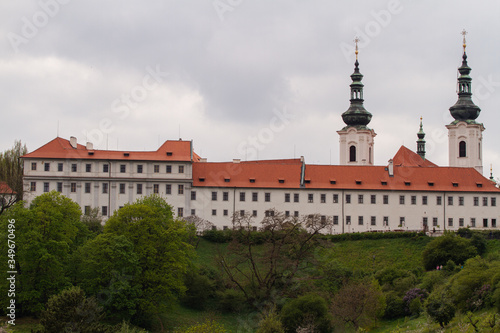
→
(354, 36, 360, 60)
(461, 29, 468, 52)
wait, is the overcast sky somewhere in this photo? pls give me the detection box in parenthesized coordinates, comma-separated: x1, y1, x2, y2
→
(1, 0, 499, 177)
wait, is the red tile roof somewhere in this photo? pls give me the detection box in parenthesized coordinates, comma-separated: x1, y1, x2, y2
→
(193, 159, 303, 188)
(392, 146, 437, 167)
(22, 137, 200, 162)
(0, 182, 15, 194)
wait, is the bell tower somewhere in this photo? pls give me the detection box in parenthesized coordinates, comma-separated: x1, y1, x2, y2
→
(446, 30, 484, 174)
(337, 38, 376, 165)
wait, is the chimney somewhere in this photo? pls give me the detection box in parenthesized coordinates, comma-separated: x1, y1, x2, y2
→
(388, 159, 394, 177)
(200, 158, 207, 163)
(233, 159, 241, 164)
(86, 142, 93, 150)
(70, 136, 77, 149)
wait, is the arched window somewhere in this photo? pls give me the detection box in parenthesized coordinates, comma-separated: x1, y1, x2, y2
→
(349, 145, 356, 162)
(459, 141, 466, 157)
(369, 147, 372, 164)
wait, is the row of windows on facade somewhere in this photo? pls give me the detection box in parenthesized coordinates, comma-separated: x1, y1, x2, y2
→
(31, 162, 185, 174)
(31, 182, 498, 207)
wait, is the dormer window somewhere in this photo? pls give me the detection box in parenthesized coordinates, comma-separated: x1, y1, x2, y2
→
(381, 181, 388, 186)
(166, 152, 173, 156)
(123, 152, 130, 157)
(224, 178, 230, 183)
(249, 178, 256, 183)
(198, 177, 205, 182)
(330, 180, 336, 185)
(452, 182, 459, 187)
(476, 183, 483, 188)
(355, 180, 362, 185)
(404, 182, 411, 186)
(304, 179, 311, 184)
(278, 179, 285, 184)
(428, 182, 434, 186)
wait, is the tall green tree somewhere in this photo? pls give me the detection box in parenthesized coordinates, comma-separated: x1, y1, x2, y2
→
(0, 191, 85, 315)
(422, 233, 477, 271)
(0, 140, 27, 214)
(104, 195, 196, 329)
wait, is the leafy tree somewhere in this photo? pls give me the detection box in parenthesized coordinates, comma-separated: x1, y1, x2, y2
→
(330, 280, 385, 331)
(218, 211, 332, 305)
(0, 140, 27, 214)
(422, 233, 477, 271)
(39, 286, 108, 333)
(425, 286, 456, 328)
(281, 293, 332, 333)
(71, 233, 142, 320)
(0, 192, 86, 315)
(181, 267, 216, 310)
(81, 207, 104, 236)
(104, 195, 196, 329)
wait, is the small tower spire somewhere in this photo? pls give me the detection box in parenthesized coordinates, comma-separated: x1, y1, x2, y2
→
(417, 117, 426, 160)
(490, 164, 495, 181)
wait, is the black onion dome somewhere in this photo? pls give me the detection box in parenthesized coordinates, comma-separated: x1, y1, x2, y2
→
(342, 60, 372, 128)
(449, 52, 481, 121)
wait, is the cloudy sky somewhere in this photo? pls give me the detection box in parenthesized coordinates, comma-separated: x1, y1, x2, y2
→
(1, 0, 499, 177)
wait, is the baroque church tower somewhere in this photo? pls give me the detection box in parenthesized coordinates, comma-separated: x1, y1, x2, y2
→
(338, 38, 376, 165)
(446, 31, 484, 174)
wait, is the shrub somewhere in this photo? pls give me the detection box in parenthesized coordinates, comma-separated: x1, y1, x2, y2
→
(422, 233, 477, 271)
(202, 229, 233, 243)
(216, 289, 246, 313)
(175, 320, 227, 333)
(281, 294, 332, 333)
(425, 287, 456, 328)
(181, 268, 215, 310)
(383, 292, 406, 319)
(256, 307, 285, 333)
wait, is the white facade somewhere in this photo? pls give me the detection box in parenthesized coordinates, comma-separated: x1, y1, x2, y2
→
(447, 121, 484, 174)
(337, 127, 376, 165)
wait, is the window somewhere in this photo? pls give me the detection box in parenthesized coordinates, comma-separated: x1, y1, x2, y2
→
(471, 218, 476, 227)
(103, 164, 109, 173)
(137, 165, 143, 173)
(120, 164, 126, 173)
(346, 216, 351, 225)
(483, 218, 488, 228)
(254, 192, 260, 202)
(371, 195, 376, 204)
(459, 218, 464, 227)
(383, 195, 389, 205)
(102, 206, 108, 216)
(448, 218, 453, 227)
(285, 211, 290, 217)
(358, 216, 364, 225)
(308, 194, 314, 203)
(178, 165, 184, 173)
(437, 196, 442, 205)
(459, 140, 466, 157)
(223, 210, 228, 216)
(57, 182, 62, 192)
(154, 165, 159, 173)
(459, 196, 464, 206)
(294, 193, 299, 203)
(31, 162, 37, 171)
(371, 216, 376, 226)
(86, 163, 91, 172)
(102, 183, 108, 194)
(399, 195, 405, 205)
(212, 209, 217, 216)
(333, 194, 339, 203)
(346, 194, 351, 204)
(119, 183, 126, 194)
(285, 193, 290, 202)
(483, 197, 488, 206)
(423, 217, 428, 226)
(84, 183, 91, 193)
(137, 184, 143, 194)
(321, 194, 326, 203)
(399, 217, 405, 227)
(178, 184, 184, 195)
(166, 165, 172, 173)
(58, 163, 63, 172)
(265, 210, 275, 217)
(166, 184, 172, 194)
(333, 216, 339, 225)
(191, 209, 196, 216)
(473, 197, 479, 206)
(383, 216, 389, 226)
(358, 195, 364, 204)
(433, 217, 438, 227)
(71, 163, 77, 172)
(493, 219, 497, 228)
(212, 192, 218, 201)
(411, 195, 416, 205)
(294, 211, 299, 218)
(240, 192, 246, 202)
(190, 191, 196, 200)
(223, 192, 229, 201)
(253, 210, 258, 217)
(492, 197, 497, 207)
(153, 184, 159, 194)
(448, 196, 453, 206)
(44, 163, 50, 171)
(70, 183, 76, 193)
(422, 196, 428, 205)
(84, 206, 91, 215)
(178, 207, 183, 217)
(349, 145, 356, 162)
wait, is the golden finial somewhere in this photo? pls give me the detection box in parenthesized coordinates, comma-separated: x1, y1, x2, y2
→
(461, 29, 468, 52)
(354, 36, 360, 60)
